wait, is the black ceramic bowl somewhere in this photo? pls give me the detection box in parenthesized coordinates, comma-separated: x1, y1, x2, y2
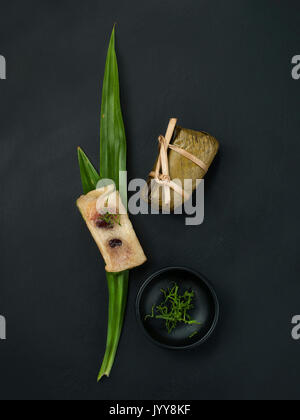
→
(136, 267, 219, 350)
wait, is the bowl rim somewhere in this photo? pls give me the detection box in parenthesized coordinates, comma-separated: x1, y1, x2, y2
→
(136, 266, 219, 350)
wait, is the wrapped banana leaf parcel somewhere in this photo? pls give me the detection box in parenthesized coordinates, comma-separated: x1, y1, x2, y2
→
(143, 118, 219, 211)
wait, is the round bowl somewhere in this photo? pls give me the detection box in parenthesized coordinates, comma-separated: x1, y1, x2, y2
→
(136, 267, 219, 350)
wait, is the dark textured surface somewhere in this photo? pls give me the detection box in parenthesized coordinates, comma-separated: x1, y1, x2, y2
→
(0, 0, 299, 400)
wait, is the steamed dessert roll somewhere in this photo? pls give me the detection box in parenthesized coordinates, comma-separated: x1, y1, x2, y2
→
(77, 185, 147, 272)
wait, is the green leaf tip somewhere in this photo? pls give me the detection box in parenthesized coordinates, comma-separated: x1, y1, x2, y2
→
(97, 371, 109, 382)
(100, 23, 127, 203)
(109, 25, 115, 48)
(77, 147, 100, 194)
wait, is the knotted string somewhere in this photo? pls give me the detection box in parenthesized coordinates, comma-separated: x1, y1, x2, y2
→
(149, 118, 208, 205)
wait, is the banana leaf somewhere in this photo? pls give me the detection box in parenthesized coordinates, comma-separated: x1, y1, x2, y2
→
(146, 127, 219, 210)
(77, 27, 129, 381)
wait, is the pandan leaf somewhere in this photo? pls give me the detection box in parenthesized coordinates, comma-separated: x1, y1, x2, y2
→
(77, 147, 100, 194)
(77, 26, 129, 382)
(97, 270, 129, 380)
(100, 26, 127, 204)
(98, 27, 129, 381)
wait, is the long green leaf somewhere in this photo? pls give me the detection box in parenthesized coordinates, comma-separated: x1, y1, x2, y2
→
(77, 27, 129, 382)
(98, 27, 129, 381)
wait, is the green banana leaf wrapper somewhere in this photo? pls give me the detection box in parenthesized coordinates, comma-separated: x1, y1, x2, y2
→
(144, 126, 219, 211)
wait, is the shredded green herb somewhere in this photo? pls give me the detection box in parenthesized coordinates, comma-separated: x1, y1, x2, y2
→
(145, 283, 201, 334)
(98, 212, 121, 227)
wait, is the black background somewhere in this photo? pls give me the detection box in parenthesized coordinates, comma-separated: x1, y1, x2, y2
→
(0, 0, 299, 401)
